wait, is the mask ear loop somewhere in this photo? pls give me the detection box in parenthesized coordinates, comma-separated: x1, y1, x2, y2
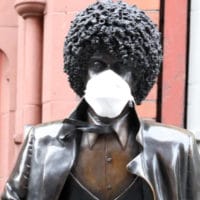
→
(129, 96, 136, 106)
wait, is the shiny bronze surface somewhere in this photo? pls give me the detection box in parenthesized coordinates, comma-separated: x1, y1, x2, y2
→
(72, 133, 138, 200)
(2, 1, 198, 199)
(1, 100, 200, 200)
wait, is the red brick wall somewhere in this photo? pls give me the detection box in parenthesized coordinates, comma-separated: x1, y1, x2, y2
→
(127, 0, 160, 119)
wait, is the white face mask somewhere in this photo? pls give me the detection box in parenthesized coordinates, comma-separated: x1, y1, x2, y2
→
(84, 70, 134, 118)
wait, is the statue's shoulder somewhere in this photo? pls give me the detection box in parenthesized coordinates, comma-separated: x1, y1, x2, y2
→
(29, 120, 64, 140)
(141, 119, 194, 145)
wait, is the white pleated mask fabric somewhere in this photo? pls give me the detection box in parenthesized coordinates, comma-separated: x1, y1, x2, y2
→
(84, 70, 134, 118)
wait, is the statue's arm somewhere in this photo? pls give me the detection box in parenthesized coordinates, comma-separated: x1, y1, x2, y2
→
(1, 129, 35, 200)
(187, 134, 200, 199)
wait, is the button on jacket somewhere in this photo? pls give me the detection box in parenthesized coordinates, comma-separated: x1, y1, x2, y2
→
(1, 99, 200, 200)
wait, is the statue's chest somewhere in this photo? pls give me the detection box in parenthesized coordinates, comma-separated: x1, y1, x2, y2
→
(71, 133, 139, 200)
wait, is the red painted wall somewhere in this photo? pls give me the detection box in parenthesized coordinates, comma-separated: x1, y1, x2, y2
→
(0, 0, 18, 191)
(161, 0, 189, 127)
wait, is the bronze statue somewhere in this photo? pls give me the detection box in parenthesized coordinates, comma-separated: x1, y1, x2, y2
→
(2, 1, 200, 199)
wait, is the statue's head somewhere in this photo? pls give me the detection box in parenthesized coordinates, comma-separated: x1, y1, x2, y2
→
(64, 0, 162, 105)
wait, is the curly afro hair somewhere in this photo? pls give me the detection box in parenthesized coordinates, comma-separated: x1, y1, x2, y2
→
(64, 0, 162, 105)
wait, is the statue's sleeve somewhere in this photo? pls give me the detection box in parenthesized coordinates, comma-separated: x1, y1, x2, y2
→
(1, 128, 35, 200)
(187, 134, 200, 199)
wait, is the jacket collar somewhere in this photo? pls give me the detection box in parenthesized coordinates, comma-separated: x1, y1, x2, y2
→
(85, 104, 130, 149)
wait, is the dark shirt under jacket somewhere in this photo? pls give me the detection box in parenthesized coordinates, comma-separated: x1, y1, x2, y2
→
(59, 174, 149, 200)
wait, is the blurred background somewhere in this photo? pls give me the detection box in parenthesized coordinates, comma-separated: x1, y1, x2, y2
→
(0, 0, 200, 192)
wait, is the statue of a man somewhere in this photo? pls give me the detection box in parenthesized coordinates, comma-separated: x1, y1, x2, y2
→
(2, 1, 200, 200)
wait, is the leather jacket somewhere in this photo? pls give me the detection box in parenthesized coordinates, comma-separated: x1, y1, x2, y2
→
(1, 99, 200, 200)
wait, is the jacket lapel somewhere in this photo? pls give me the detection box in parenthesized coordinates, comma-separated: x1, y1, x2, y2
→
(41, 100, 88, 200)
(42, 125, 77, 200)
(127, 121, 156, 200)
